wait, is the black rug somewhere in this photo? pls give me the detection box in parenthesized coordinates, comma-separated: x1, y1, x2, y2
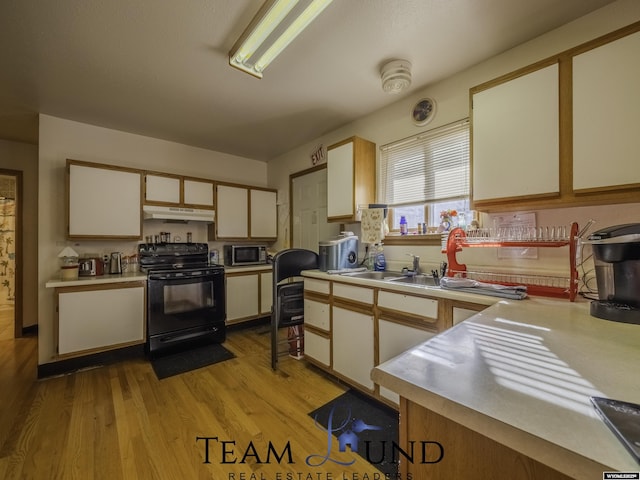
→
(151, 343, 235, 380)
(308, 390, 399, 476)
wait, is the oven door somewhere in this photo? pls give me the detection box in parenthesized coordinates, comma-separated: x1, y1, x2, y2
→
(147, 268, 226, 352)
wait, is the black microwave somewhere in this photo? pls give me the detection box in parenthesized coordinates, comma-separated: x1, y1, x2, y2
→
(223, 245, 268, 266)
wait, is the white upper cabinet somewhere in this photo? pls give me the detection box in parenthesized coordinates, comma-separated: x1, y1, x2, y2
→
(67, 160, 142, 239)
(250, 189, 277, 239)
(214, 183, 277, 241)
(144, 173, 181, 204)
(183, 178, 214, 207)
(144, 173, 214, 209)
(327, 137, 376, 222)
(471, 62, 560, 204)
(215, 184, 249, 239)
(572, 30, 640, 193)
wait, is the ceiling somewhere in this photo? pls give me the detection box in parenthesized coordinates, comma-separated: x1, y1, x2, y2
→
(0, 0, 615, 161)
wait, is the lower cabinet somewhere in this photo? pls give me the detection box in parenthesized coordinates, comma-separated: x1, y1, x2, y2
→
(56, 282, 146, 357)
(378, 319, 436, 404)
(332, 305, 375, 391)
(303, 276, 490, 408)
(226, 268, 273, 325)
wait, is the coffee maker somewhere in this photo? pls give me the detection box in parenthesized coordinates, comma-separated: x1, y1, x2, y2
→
(587, 223, 640, 324)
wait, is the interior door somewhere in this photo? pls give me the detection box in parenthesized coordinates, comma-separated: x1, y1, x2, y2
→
(291, 167, 340, 252)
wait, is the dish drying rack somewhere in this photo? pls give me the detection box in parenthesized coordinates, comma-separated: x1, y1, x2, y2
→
(445, 222, 579, 301)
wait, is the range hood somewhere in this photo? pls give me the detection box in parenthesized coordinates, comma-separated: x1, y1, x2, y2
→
(143, 205, 215, 223)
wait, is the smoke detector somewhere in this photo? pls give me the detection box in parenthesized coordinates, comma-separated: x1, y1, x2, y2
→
(380, 59, 412, 94)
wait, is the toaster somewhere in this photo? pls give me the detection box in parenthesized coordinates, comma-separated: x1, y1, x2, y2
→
(78, 258, 104, 276)
(319, 232, 359, 271)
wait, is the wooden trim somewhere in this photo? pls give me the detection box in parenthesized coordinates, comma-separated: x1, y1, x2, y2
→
(305, 323, 330, 337)
(377, 308, 439, 332)
(54, 281, 147, 294)
(333, 297, 375, 314)
(0, 169, 24, 337)
(303, 290, 330, 303)
(382, 234, 443, 247)
(377, 312, 438, 332)
(54, 339, 145, 361)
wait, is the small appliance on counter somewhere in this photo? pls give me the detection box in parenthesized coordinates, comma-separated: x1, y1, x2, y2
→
(587, 223, 640, 324)
(78, 257, 104, 277)
(223, 244, 268, 266)
(109, 252, 123, 274)
(319, 232, 359, 272)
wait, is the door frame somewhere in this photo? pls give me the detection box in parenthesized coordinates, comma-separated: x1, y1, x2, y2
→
(289, 164, 328, 249)
(0, 169, 22, 337)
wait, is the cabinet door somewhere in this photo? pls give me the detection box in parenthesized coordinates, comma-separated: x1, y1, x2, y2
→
(250, 189, 277, 239)
(226, 274, 259, 323)
(68, 161, 142, 239)
(573, 30, 640, 192)
(377, 319, 435, 404)
(259, 271, 273, 315)
(332, 306, 374, 390)
(57, 285, 145, 356)
(471, 63, 560, 203)
(216, 184, 249, 239)
(327, 141, 354, 219)
(145, 173, 181, 204)
(184, 179, 214, 208)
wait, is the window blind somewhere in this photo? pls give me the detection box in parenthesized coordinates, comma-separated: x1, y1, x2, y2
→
(379, 119, 470, 206)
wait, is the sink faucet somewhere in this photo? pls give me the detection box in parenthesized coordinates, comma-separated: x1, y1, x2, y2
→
(406, 253, 421, 275)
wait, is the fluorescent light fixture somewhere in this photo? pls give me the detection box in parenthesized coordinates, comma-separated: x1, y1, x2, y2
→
(229, 0, 333, 78)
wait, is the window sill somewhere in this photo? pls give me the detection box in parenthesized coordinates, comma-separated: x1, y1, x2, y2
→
(383, 233, 443, 246)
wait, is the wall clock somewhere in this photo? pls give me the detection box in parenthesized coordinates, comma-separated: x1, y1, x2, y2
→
(412, 97, 436, 126)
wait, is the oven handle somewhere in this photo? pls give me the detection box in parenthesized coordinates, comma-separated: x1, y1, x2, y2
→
(159, 326, 219, 343)
(148, 272, 222, 281)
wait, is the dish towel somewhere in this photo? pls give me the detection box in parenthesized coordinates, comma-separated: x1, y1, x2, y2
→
(360, 208, 386, 244)
(439, 277, 528, 300)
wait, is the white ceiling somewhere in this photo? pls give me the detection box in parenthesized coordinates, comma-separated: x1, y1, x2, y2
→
(0, 0, 615, 161)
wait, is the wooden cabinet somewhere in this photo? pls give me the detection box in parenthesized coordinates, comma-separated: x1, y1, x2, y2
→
(183, 178, 215, 208)
(225, 268, 273, 325)
(144, 173, 214, 208)
(250, 189, 278, 239)
(259, 270, 273, 316)
(226, 273, 259, 324)
(215, 184, 249, 239)
(572, 29, 640, 193)
(378, 320, 435, 403)
(55, 282, 146, 357)
(304, 279, 332, 367)
(67, 160, 142, 239)
(471, 62, 560, 205)
(303, 275, 478, 406)
(327, 136, 376, 223)
(144, 172, 181, 205)
(332, 305, 375, 391)
(470, 22, 640, 212)
(214, 183, 277, 240)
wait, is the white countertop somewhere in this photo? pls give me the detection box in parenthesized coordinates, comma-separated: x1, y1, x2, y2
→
(45, 271, 148, 288)
(224, 264, 272, 273)
(372, 296, 640, 475)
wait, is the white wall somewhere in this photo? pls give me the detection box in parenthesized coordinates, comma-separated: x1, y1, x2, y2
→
(38, 114, 268, 365)
(268, 0, 640, 273)
(0, 139, 38, 329)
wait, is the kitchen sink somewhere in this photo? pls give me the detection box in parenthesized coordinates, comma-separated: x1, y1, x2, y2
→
(387, 275, 439, 286)
(340, 271, 405, 280)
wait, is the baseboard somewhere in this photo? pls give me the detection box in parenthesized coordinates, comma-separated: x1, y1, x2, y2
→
(22, 324, 38, 336)
(37, 344, 145, 379)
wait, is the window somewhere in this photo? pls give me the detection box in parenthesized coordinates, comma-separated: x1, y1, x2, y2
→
(379, 119, 470, 232)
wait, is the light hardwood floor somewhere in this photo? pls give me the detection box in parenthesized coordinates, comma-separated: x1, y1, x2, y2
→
(0, 324, 384, 479)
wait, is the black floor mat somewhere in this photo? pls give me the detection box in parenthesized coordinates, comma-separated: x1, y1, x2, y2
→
(308, 390, 399, 476)
(151, 343, 235, 380)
